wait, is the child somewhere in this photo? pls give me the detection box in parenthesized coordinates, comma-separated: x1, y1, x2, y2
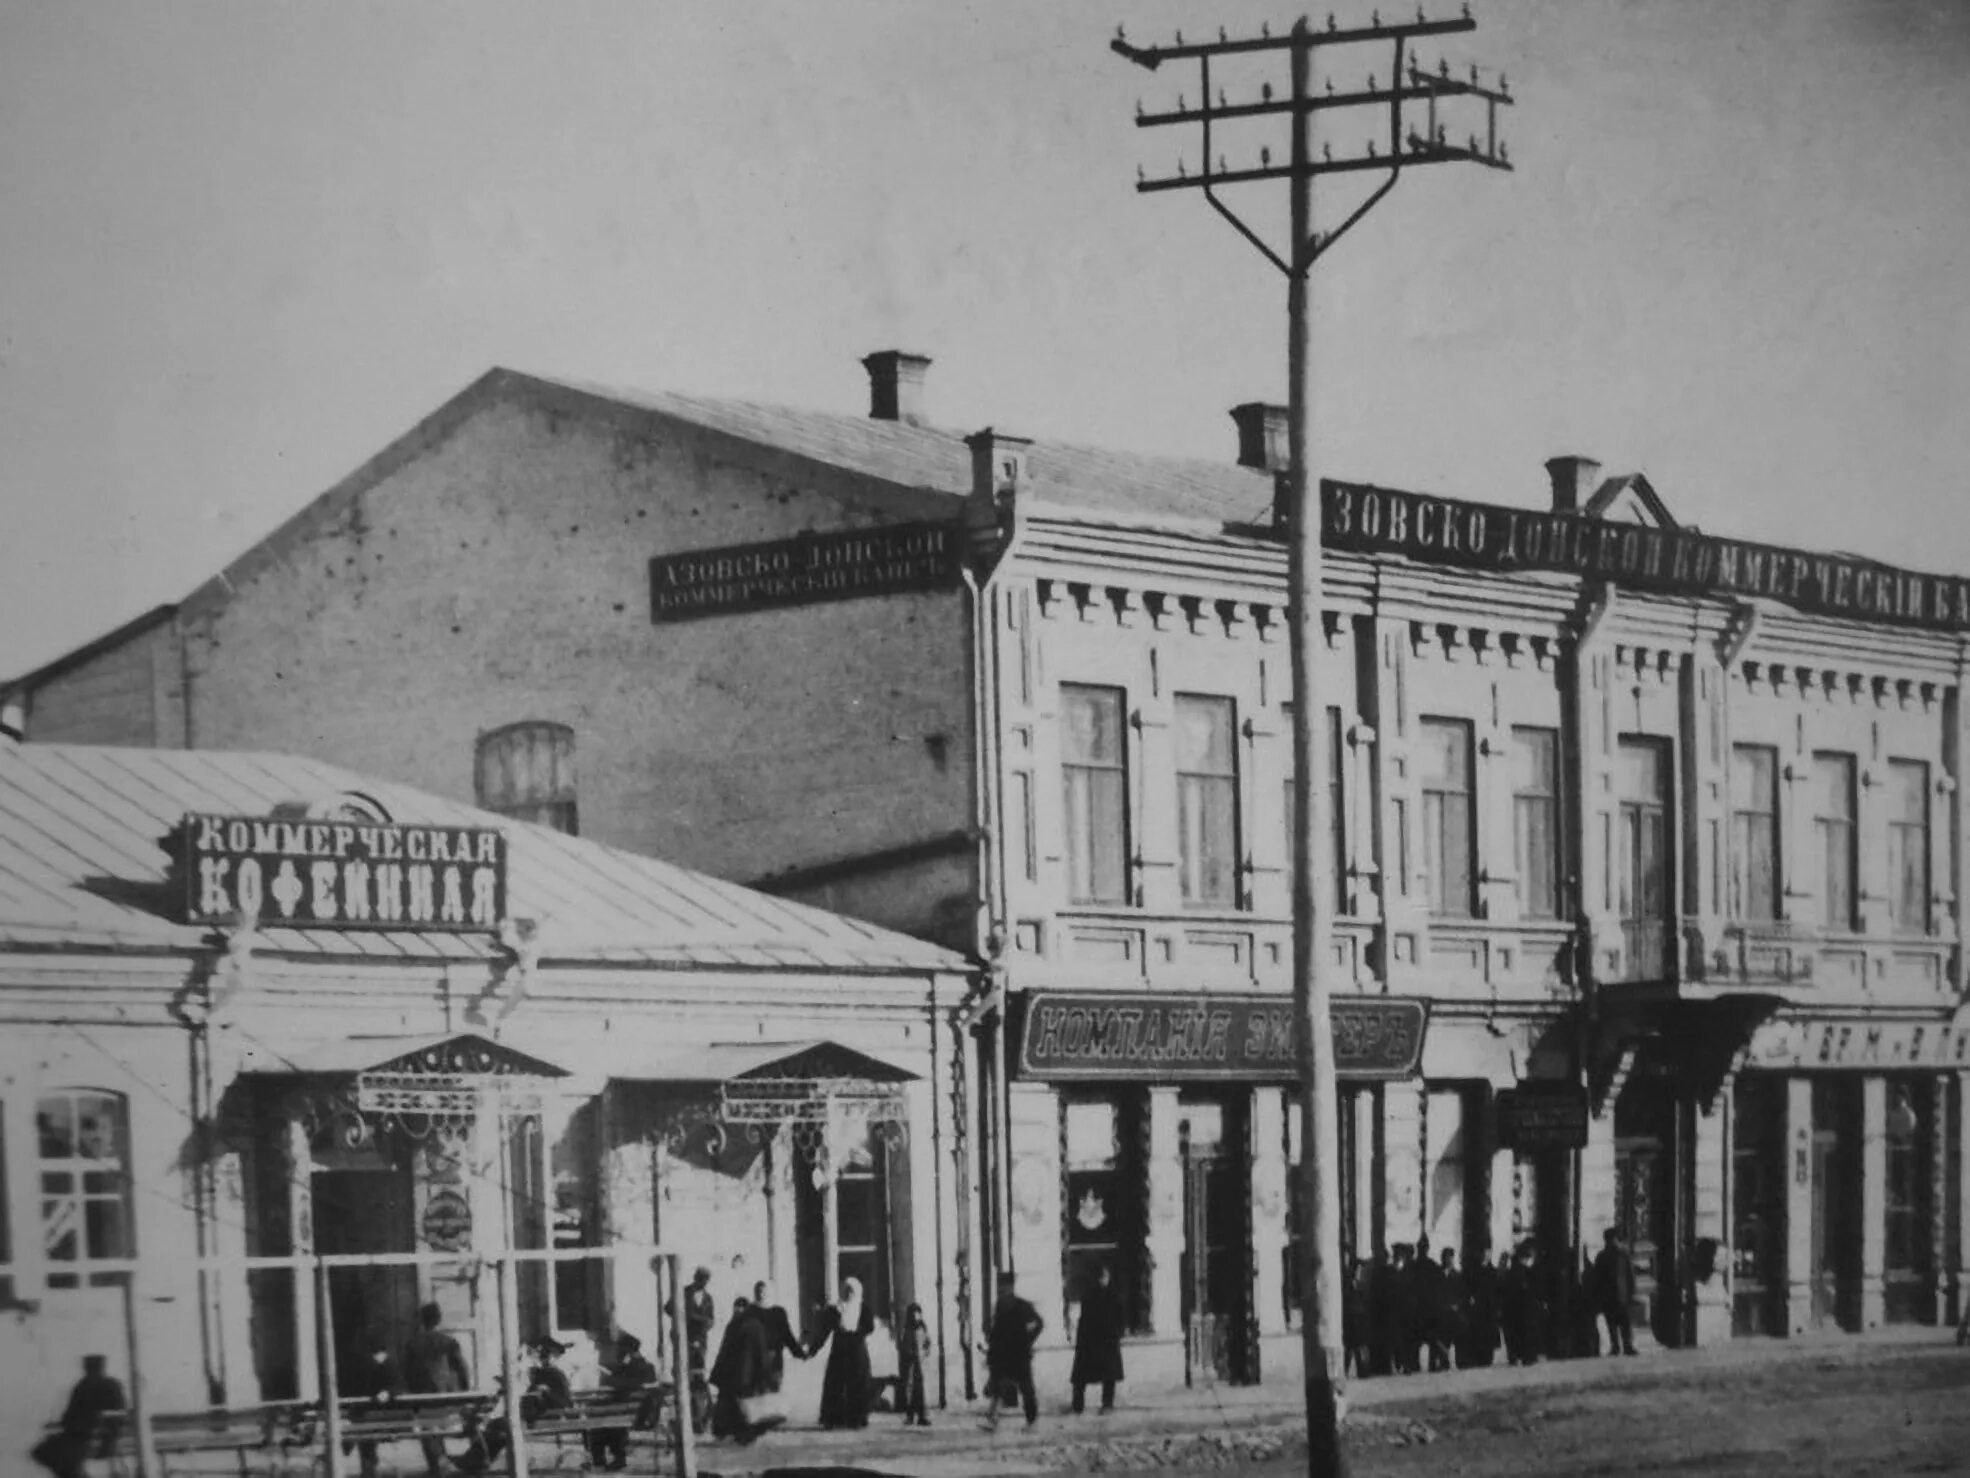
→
(898, 1302, 933, 1426)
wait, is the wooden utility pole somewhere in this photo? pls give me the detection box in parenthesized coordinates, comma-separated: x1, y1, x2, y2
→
(1112, 12, 1511, 1474)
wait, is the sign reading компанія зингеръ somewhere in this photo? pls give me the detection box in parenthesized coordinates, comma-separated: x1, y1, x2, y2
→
(1322, 479, 1970, 633)
(649, 521, 958, 623)
(1015, 991, 1427, 1082)
(182, 813, 506, 931)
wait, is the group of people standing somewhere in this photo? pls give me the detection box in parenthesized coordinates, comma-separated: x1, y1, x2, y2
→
(1342, 1229, 1641, 1378)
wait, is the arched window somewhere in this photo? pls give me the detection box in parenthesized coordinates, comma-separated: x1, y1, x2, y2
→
(37, 1088, 134, 1288)
(475, 722, 578, 835)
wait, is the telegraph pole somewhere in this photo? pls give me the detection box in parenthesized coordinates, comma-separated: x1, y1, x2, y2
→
(1112, 12, 1510, 1475)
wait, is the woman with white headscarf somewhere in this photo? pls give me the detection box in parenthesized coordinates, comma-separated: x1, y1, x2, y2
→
(812, 1276, 877, 1429)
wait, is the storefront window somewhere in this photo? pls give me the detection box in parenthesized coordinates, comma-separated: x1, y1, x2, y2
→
(1813, 752, 1857, 930)
(1887, 760, 1929, 935)
(476, 721, 578, 834)
(835, 1136, 893, 1319)
(1063, 1096, 1141, 1332)
(1419, 718, 1475, 917)
(1730, 744, 1779, 921)
(1730, 1077, 1786, 1335)
(1512, 726, 1560, 919)
(1883, 1082, 1931, 1302)
(1175, 694, 1238, 907)
(1062, 685, 1129, 904)
(37, 1089, 133, 1288)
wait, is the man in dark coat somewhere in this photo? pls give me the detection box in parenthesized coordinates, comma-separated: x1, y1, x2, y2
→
(1430, 1248, 1467, 1372)
(587, 1333, 657, 1472)
(1069, 1264, 1125, 1414)
(983, 1270, 1045, 1428)
(1386, 1244, 1418, 1374)
(1593, 1228, 1639, 1356)
(1364, 1250, 1394, 1376)
(1342, 1257, 1370, 1378)
(1413, 1242, 1445, 1372)
(30, 1355, 126, 1478)
(1461, 1251, 1499, 1368)
(399, 1302, 470, 1478)
(342, 1335, 400, 1478)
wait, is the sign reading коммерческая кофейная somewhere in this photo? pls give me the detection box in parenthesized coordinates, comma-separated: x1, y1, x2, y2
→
(182, 813, 507, 931)
(1322, 480, 1970, 633)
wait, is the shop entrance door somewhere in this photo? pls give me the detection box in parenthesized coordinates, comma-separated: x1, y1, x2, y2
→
(1809, 1079, 1858, 1330)
(314, 1166, 418, 1382)
(1614, 1086, 1679, 1345)
(1179, 1099, 1253, 1384)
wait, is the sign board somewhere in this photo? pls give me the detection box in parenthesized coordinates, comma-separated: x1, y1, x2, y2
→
(1015, 992, 1427, 1082)
(1495, 1084, 1591, 1151)
(1322, 479, 1970, 635)
(649, 521, 959, 623)
(1746, 1016, 1970, 1071)
(184, 813, 506, 932)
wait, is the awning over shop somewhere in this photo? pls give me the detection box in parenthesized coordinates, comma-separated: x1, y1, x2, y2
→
(632, 1039, 917, 1086)
(272, 1032, 572, 1080)
(237, 1031, 572, 1125)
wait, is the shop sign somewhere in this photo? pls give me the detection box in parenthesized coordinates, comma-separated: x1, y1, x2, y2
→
(183, 813, 506, 931)
(1746, 1017, 1970, 1071)
(1322, 479, 1970, 634)
(1495, 1084, 1590, 1151)
(649, 521, 959, 623)
(1016, 992, 1427, 1082)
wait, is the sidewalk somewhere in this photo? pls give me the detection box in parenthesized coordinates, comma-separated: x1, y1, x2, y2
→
(688, 1325, 1959, 1478)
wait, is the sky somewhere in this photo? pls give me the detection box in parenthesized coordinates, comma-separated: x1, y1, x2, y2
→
(2, 0, 1967, 679)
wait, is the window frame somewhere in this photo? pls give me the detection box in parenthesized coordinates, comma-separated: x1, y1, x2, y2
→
(1511, 725, 1561, 920)
(36, 1088, 134, 1290)
(1812, 751, 1858, 931)
(1886, 759, 1930, 936)
(1061, 684, 1131, 906)
(1730, 743, 1780, 922)
(1418, 717, 1476, 918)
(1174, 693, 1240, 909)
(475, 721, 579, 835)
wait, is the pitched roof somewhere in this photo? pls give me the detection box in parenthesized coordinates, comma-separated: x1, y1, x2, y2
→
(0, 740, 965, 974)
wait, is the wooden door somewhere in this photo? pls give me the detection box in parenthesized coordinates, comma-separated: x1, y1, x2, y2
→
(314, 1166, 417, 1382)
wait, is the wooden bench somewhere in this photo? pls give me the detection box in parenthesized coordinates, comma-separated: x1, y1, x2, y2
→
(524, 1386, 664, 1472)
(52, 1401, 316, 1476)
(322, 1390, 499, 1466)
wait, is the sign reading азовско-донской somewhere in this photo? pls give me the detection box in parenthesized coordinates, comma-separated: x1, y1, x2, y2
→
(1323, 479, 1970, 633)
(1016, 991, 1427, 1082)
(183, 813, 506, 931)
(649, 521, 958, 623)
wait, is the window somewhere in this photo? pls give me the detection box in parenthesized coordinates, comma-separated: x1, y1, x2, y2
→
(1062, 685, 1129, 904)
(1883, 1082, 1931, 1312)
(1812, 752, 1857, 930)
(1176, 695, 1239, 907)
(1731, 745, 1779, 920)
(1615, 739, 1671, 978)
(476, 722, 578, 834)
(1887, 760, 1929, 935)
(38, 1090, 133, 1288)
(1418, 718, 1475, 917)
(1511, 727, 1560, 919)
(834, 1135, 894, 1319)
(1063, 1097, 1141, 1333)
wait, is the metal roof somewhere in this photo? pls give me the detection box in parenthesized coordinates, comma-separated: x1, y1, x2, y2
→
(0, 740, 966, 974)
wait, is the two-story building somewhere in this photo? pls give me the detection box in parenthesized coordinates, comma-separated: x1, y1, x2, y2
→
(10, 354, 1968, 1393)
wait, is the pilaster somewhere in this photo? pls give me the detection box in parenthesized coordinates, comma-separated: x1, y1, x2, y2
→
(285, 1116, 318, 1397)
(1785, 1076, 1814, 1334)
(1958, 1072, 1970, 1326)
(1005, 1083, 1064, 1329)
(1250, 1087, 1289, 1337)
(1860, 1075, 1887, 1330)
(1691, 1087, 1730, 1346)
(1382, 1080, 1424, 1246)
(1145, 1086, 1184, 1336)
(1423, 1087, 1465, 1252)
(1578, 1106, 1618, 1248)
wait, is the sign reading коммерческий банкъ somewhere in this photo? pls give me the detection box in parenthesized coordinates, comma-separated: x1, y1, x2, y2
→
(1322, 480, 1970, 633)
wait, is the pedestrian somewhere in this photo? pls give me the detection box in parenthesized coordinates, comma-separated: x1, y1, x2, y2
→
(1387, 1243, 1419, 1374)
(461, 1336, 572, 1472)
(1413, 1241, 1446, 1372)
(897, 1302, 934, 1426)
(813, 1276, 877, 1429)
(1365, 1249, 1394, 1376)
(1514, 1244, 1549, 1364)
(981, 1270, 1045, 1429)
(1462, 1250, 1499, 1368)
(399, 1302, 470, 1478)
(684, 1264, 717, 1433)
(1069, 1263, 1125, 1414)
(30, 1354, 126, 1478)
(710, 1282, 805, 1443)
(708, 1295, 752, 1439)
(587, 1333, 657, 1472)
(1431, 1247, 1467, 1372)
(1342, 1257, 1371, 1379)
(1593, 1228, 1639, 1356)
(342, 1333, 400, 1478)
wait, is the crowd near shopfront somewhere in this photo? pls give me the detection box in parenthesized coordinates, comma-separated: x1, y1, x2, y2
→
(9, 352, 1970, 1458)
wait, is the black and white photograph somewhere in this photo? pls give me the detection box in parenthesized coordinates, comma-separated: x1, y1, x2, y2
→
(2, 3, 1968, 1475)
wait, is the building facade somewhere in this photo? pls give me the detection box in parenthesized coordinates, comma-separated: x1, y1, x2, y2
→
(10, 357, 1970, 1395)
(0, 740, 968, 1440)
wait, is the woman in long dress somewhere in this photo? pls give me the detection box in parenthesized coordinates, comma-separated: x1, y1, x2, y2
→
(813, 1277, 877, 1429)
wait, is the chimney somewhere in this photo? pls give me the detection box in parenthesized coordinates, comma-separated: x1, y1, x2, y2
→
(1545, 455, 1602, 515)
(965, 427, 1032, 509)
(1230, 402, 1290, 472)
(863, 351, 933, 426)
